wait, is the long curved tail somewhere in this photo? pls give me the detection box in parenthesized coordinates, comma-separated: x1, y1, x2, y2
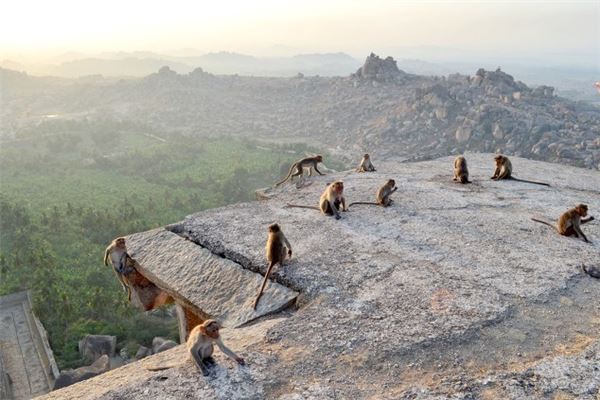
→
(348, 201, 380, 207)
(146, 364, 178, 371)
(512, 177, 550, 187)
(274, 164, 296, 187)
(531, 217, 558, 231)
(286, 204, 319, 210)
(253, 261, 276, 310)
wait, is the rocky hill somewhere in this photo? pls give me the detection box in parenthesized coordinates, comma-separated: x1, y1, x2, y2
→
(2, 54, 599, 169)
(40, 154, 600, 399)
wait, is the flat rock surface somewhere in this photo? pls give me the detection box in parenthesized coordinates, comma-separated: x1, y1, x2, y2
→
(125, 229, 298, 328)
(44, 154, 600, 399)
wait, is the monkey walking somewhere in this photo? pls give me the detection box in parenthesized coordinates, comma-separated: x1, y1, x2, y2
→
(104, 237, 136, 300)
(531, 204, 594, 243)
(453, 155, 471, 184)
(356, 153, 376, 172)
(349, 179, 397, 207)
(274, 155, 324, 186)
(253, 224, 292, 310)
(287, 180, 347, 220)
(146, 320, 245, 375)
(491, 154, 550, 186)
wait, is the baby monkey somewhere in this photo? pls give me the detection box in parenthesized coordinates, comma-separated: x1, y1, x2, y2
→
(147, 319, 245, 375)
(287, 180, 347, 220)
(349, 179, 397, 207)
(253, 223, 292, 309)
(491, 154, 549, 186)
(531, 204, 594, 243)
(453, 155, 471, 184)
(356, 153, 376, 172)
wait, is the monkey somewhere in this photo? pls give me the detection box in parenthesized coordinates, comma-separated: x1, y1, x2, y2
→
(349, 179, 397, 207)
(490, 154, 550, 186)
(104, 237, 136, 300)
(582, 264, 600, 279)
(146, 319, 245, 375)
(286, 180, 347, 220)
(356, 153, 376, 172)
(274, 155, 324, 186)
(253, 224, 292, 309)
(453, 155, 471, 184)
(531, 204, 594, 243)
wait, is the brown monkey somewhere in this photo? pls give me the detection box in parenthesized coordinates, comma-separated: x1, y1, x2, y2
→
(453, 156, 471, 184)
(147, 319, 245, 375)
(287, 180, 347, 220)
(349, 179, 397, 207)
(275, 155, 324, 186)
(531, 204, 594, 243)
(356, 153, 376, 172)
(253, 224, 292, 309)
(491, 155, 549, 186)
(104, 237, 135, 299)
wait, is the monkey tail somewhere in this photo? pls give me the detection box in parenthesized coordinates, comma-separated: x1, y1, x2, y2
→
(531, 218, 558, 231)
(285, 204, 320, 210)
(274, 165, 296, 187)
(511, 177, 550, 187)
(253, 261, 276, 310)
(348, 202, 380, 207)
(146, 364, 177, 371)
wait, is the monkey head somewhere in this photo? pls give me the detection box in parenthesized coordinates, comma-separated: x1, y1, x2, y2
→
(575, 204, 588, 217)
(494, 154, 507, 165)
(199, 319, 220, 339)
(387, 179, 396, 187)
(268, 223, 281, 233)
(315, 155, 323, 162)
(115, 237, 126, 248)
(363, 153, 370, 159)
(332, 181, 344, 193)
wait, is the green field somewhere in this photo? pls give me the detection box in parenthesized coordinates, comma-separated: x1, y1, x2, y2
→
(0, 119, 342, 368)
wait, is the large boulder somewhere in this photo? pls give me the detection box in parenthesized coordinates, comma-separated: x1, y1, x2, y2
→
(53, 355, 110, 390)
(78, 335, 116, 364)
(152, 337, 178, 354)
(352, 53, 406, 82)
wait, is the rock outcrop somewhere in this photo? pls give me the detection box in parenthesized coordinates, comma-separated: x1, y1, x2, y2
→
(352, 53, 407, 83)
(53, 355, 110, 390)
(79, 335, 116, 364)
(39, 154, 600, 399)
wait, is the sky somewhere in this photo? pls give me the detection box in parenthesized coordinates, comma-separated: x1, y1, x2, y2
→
(1, 0, 598, 65)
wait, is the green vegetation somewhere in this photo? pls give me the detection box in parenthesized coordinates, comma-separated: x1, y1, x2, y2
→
(0, 118, 344, 369)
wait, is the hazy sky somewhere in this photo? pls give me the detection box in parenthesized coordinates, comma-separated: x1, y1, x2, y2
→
(1, 0, 598, 63)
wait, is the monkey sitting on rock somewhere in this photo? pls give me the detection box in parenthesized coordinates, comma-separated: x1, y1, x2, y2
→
(147, 320, 245, 375)
(356, 153, 376, 172)
(491, 154, 549, 186)
(531, 204, 594, 243)
(287, 180, 347, 220)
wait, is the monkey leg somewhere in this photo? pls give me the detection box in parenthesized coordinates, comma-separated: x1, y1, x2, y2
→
(203, 356, 216, 366)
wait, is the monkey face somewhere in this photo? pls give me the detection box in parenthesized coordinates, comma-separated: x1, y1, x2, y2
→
(316, 155, 323, 162)
(388, 179, 395, 187)
(201, 320, 220, 339)
(269, 223, 281, 233)
(116, 238, 126, 248)
(576, 204, 588, 217)
(333, 182, 344, 193)
(364, 154, 370, 159)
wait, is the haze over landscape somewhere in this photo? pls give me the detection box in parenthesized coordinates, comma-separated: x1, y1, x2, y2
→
(1, 1, 600, 399)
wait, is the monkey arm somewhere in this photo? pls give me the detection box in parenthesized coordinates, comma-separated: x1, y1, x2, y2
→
(282, 235, 292, 255)
(574, 226, 589, 242)
(496, 167, 510, 180)
(314, 165, 324, 175)
(215, 338, 244, 364)
(582, 217, 595, 224)
(491, 166, 500, 179)
(390, 187, 398, 194)
(340, 197, 347, 212)
(103, 248, 110, 266)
